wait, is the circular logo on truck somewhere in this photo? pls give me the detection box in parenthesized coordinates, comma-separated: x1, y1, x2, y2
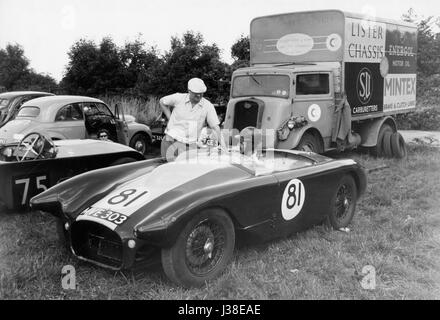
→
(281, 179, 306, 221)
(356, 68, 373, 105)
(326, 34, 342, 52)
(307, 104, 321, 122)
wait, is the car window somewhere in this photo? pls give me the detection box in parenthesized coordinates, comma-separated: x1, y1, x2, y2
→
(55, 104, 84, 121)
(296, 74, 330, 95)
(16, 106, 40, 118)
(96, 103, 114, 117)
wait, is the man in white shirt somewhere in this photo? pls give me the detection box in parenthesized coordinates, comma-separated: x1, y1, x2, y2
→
(159, 77, 225, 161)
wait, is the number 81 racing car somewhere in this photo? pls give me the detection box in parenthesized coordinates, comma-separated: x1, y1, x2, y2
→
(30, 148, 366, 287)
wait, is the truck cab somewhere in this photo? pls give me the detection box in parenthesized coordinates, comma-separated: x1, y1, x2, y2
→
(224, 64, 340, 153)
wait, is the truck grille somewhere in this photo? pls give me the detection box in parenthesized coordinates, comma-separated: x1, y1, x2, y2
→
(71, 221, 123, 269)
(233, 100, 262, 131)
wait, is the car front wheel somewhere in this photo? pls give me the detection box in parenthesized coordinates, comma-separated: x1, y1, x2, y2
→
(161, 209, 235, 287)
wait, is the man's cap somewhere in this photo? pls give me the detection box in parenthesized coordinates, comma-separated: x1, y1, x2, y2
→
(188, 78, 207, 94)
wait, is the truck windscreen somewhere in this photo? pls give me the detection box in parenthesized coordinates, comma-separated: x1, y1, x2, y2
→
(232, 75, 290, 99)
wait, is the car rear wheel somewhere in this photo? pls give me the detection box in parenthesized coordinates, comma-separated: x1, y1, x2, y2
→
(161, 209, 235, 287)
(328, 175, 357, 229)
(130, 133, 149, 155)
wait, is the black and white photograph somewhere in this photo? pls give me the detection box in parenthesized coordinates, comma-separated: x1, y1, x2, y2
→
(0, 0, 439, 303)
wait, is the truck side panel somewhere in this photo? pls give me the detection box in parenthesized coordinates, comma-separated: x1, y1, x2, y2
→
(343, 16, 417, 118)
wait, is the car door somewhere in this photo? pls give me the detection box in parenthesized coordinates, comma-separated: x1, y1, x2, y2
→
(113, 103, 129, 145)
(52, 103, 86, 139)
(269, 152, 337, 237)
(83, 102, 119, 141)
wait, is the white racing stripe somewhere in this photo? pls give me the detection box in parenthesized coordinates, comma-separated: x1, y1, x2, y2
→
(76, 162, 228, 230)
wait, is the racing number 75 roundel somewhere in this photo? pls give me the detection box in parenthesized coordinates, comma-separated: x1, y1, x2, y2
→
(281, 179, 305, 220)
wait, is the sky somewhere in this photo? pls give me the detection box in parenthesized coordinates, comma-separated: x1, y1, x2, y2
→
(1, 0, 439, 82)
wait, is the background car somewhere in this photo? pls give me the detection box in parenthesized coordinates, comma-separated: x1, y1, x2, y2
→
(0, 132, 145, 210)
(31, 148, 367, 287)
(0, 95, 152, 155)
(0, 91, 54, 127)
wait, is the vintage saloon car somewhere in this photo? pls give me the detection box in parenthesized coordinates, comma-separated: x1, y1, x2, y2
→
(31, 147, 367, 287)
(0, 132, 144, 210)
(0, 91, 54, 127)
(0, 95, 152, 155)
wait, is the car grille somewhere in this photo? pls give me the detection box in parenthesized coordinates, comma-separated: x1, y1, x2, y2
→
(71, 221, 123, 269)
(233, 100, 263, 132)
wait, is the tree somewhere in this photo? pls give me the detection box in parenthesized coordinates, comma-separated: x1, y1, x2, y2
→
(62, 39, 100, 94)
(149, 31, 230, 104)
(230, 35, 250, 71)
(0, 44, 30, 89)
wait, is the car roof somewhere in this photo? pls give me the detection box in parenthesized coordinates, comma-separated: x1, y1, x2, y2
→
(21, 95, 105, 108)
(0, 91, 54, 99)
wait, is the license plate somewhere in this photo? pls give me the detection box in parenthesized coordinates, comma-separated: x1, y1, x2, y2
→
(81, 207, 128, 226)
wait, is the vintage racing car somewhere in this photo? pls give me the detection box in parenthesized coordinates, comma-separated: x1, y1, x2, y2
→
(30, 148, 367, 287)
(0, 132, 144, 210)
(0, 95, 152, 155)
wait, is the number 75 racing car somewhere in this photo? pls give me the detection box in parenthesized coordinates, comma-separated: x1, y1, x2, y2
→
(30, 148, 366, 287)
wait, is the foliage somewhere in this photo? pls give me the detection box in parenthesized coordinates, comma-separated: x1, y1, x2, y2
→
(0, 44, 57, 92)
(396, 106, 440, 131)
(230, 35, 250, 72)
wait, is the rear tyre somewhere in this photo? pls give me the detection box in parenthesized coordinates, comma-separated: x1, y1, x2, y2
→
(130, 133, 149, 155)
(371, 124, 393, 157)
(328, 175, 357, 229)
(382, 131, 393, 158)
(296, 133, 323, 153)
(390, 132, 407, 159)
(161, 209, 235, 288)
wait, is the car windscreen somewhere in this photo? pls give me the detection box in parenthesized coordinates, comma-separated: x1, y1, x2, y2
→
(16, 106, 40, 118)
(232, 74, 290, 98)
(0, 98, 10, 107)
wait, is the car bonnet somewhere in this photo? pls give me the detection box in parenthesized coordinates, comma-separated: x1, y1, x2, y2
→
(75, 160, 250, 231)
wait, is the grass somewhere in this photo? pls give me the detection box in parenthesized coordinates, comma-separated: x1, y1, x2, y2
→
(1, 144, 439, 299)
(98, 95, 162, 127)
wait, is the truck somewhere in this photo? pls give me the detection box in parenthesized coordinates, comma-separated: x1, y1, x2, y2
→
(223, 10, 417, 158)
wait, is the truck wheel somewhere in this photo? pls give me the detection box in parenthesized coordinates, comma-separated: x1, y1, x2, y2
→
(129, 133, 149, 155)
(371, 124, 393, 157)
(161, 209, 235, 287)
(390, 132, 407, 159)
(297, 133, 323, 153)
(327, 175, 357, 229)
(382, 131, 393, 158)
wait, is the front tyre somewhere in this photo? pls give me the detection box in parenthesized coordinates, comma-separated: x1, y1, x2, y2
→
(328, 175, 357, 229)
(161, 209, 235, 287)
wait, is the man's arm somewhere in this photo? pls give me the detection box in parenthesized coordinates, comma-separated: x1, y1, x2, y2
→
(159, 98, 172, 120)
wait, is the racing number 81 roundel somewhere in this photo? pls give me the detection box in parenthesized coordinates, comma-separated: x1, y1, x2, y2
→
(281, 179, 305, 220)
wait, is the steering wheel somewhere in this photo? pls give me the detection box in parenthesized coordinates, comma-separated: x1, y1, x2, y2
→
(15, 132, 56, 161)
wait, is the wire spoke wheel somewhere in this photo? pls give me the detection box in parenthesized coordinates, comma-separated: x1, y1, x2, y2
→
(185, 220, 226, 276)
(334, 184, 352, 221)
(328, 175, 357, 229)
(161, 209, 235, 287)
